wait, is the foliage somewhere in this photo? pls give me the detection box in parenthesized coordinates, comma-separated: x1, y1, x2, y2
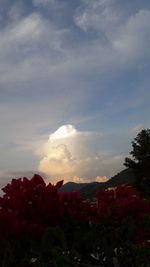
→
(124, 128, 150, 196)
(0, 174, 150, 266)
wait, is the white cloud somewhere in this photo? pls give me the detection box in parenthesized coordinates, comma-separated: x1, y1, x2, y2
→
(50, 125, 78, 140)
(38, 125, 88, 182)
(38, 125, 125, 183)
(39, 144, 76, 182)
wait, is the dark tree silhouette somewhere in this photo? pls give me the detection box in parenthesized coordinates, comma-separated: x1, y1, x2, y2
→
(124, 129, 150, 196)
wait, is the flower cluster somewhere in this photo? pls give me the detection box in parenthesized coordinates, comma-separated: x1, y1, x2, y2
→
(0, 175, 150, 266)
(97, 185, 150, 244)
(97, 185, 148, 218)
(0, 174, 96, 240)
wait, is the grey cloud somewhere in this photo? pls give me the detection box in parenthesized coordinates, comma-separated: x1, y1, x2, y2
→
(0, 12, 67, 85)
(113, 10, 150, 62)
(74, 0, 121, 37)
(33, 0, 64, 9)
(0, 1, 149, 94)
(74, 3, 150, 69)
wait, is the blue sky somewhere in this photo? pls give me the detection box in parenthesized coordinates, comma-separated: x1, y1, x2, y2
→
(0, 0, 150, 187)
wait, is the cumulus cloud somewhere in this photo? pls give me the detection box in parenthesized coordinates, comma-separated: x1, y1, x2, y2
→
(50, 125, 78, 140)
(38, 125, 125, 183)
(38, 125, 87, 183)
(39, 144, 76, 177)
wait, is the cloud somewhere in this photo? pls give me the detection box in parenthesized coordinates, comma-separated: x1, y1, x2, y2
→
(33, 0, 63, 9)
(0, 12, 44, 49)
(0, 1, 150, 88)
(131, 124, 144, 136)
(0, 1, 149, 182)
(0, 10, 69, 87)
(95, 176, 108, 183)
(33, 0, 50, 6)
(50, 125, 79, 140)
(38, 125, 88, 183)
(74, 0, 120, 36)
(39, 144, 76, 177)
(0, 3, 149, 95)
(113, 10, 150, 62)
(38, 125, 126, 183)
(8, 1, 26, 22)
(74, 2, 150, 70)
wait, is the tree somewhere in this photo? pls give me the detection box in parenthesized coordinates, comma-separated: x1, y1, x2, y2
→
(124, 129, 150, 195)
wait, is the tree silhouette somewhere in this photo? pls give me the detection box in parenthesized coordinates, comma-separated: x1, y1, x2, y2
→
(124, 129, 150, 196)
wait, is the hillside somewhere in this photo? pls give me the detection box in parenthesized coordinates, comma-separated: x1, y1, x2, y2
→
(81, 168, 135, 198)
(104, 167, 135, 188)
(60, 168, 136, 198)
(59, 182, 86, 192)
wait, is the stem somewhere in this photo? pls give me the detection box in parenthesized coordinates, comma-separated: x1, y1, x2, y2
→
(2, 248, 8, 267)
(113, 257, 120, 267)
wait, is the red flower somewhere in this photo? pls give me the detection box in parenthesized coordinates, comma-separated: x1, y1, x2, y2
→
(31, 174, 46, 186)
(56, 180, 64, 189)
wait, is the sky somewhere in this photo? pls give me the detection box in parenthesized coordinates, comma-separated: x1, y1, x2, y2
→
(0, 0, 150, 188)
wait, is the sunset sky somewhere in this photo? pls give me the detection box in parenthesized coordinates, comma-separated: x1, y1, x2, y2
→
(0, 0, 150, 188)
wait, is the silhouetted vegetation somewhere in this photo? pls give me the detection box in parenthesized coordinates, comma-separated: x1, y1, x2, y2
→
(124, 129, 150, 197)
(0, 176, 150, 266)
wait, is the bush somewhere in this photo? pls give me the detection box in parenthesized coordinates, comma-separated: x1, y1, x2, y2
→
(0, 175, 150, 266)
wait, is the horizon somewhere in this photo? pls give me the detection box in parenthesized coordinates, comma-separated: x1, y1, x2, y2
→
(0, 0, 150, 188)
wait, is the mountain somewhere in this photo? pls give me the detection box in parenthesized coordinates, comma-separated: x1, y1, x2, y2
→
(79, 182, 104, 198)
(104, 168, 135, 188)
(60, 168, 136, 198)
(59, 182, 86, 192)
